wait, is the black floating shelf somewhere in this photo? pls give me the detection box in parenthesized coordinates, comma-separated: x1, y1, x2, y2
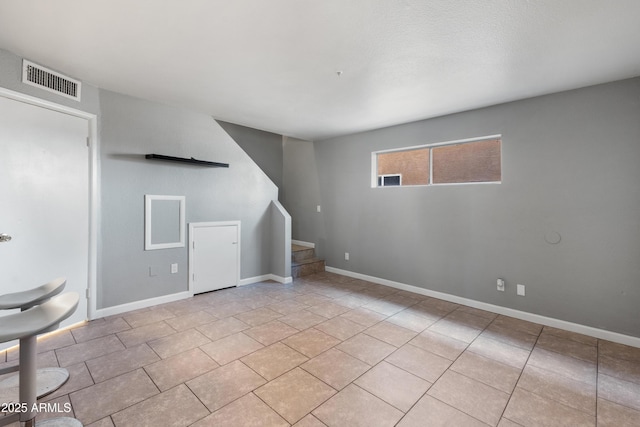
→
(145, 154, 229, 168)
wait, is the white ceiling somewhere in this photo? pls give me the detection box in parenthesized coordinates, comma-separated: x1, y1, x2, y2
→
(1, 1, 639, 141)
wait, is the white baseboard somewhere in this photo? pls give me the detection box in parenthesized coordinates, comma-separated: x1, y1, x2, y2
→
(239, 275, 272, 286)
(326, 266, 640, 348)
(239, 274, 293, 286)
(270, 274, 293, 284)
(292, 240, 315, 248)
(93, 274, 295, 320)
(94, 291, 191, 319)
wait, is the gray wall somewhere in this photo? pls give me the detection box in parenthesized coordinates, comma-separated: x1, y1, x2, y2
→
(282, 136, 324, 245)
(1, 47, 284, 311)
(0, 48, 99, 115)
(217, 120, 284, 194)
(308, 78, 640, 337)
(99, 90, 279, 308)
(270, 200, 292, 279)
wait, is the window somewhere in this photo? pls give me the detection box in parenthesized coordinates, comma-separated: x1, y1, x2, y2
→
(373, 136, 501, 187)
(377, 147, 429, 186)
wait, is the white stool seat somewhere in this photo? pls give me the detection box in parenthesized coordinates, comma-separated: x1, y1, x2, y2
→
(0, 279, 71, 403)
(0, 278, 66, 310)
(0, 292, 79, 343)
(0, 293, 81, 427)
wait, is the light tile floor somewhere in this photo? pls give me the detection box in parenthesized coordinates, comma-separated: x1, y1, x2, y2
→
(2, 271, 640, 426)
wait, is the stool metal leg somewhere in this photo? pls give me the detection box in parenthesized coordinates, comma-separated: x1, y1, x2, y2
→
(9, 335, 83, 427)
(0, 291, 83, 426)
(18, 335, 36, 427)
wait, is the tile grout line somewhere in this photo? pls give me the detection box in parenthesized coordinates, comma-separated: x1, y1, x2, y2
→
(76, 368, 162, 426)
(32, 274, 640, 426)
(392, 368, 458, 424)
(230, 287, 407, 424)
(228, 352, 328, 424)
(182, 375, 214, 422)
(496, 326, 543, 424)
(515, 332, 602, 418)
(392, 311, 493, 426)
(248, 357, 334, 426)
(596, 338, 599, 426)
(66, 285, 402, 425)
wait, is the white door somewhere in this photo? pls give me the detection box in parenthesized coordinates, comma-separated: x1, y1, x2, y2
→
(0, 95, 89, 334)
(190, 222, 240, 294)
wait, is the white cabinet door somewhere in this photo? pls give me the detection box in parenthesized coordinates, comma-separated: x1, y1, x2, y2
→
(190, 222, 239, 294)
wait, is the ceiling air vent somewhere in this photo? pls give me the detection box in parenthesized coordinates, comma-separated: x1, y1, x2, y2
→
(22, 60, 81, 101)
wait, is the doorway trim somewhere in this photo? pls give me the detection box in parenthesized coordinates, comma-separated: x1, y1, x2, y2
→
(0, 87, 99, 320)
(188, 221, 241, 297)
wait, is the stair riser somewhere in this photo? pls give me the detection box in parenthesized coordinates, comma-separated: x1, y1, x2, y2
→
(292, 260, 325, 278)
(292, 248, 316, 263)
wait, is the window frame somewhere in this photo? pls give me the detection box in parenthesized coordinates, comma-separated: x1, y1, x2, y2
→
(371, 134, 502, 188)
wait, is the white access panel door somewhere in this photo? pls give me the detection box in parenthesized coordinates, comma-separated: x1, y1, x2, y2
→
(190, 222, 240, 294)
(0, 94, 89, 338)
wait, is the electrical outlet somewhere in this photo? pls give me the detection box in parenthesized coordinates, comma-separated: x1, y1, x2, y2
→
(316, 205, 321, 213)
(171, 263, 178, 274)
(517, 284, 525, 296)
(149, 266, 158, 277)
(345, 252, 350, 261)
(497, 278, 505, 292)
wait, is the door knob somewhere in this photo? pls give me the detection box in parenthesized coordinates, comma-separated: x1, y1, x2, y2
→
(0, 234, 12, 243)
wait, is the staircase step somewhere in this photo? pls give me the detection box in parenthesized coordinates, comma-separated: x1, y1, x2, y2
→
(292, 247, 316, 263)
(292, 256, 323, 267)
(291, 243, 325, 277)
(292, 258, 325, 278)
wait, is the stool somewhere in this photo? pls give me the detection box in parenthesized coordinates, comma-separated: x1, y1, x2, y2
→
(0, 278, 67, 310)
(0, 279, 70, 403)
(0, 292, 82, 427)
